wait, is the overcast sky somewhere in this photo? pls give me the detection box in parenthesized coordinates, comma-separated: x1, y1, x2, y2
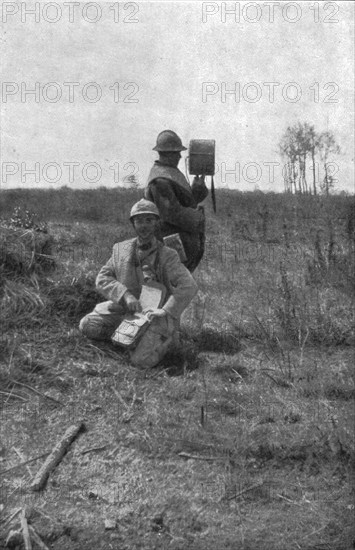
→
(1, 1, 354, 192)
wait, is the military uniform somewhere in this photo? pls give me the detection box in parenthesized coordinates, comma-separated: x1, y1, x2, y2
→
(79, 236, 198, 341)
(145, 160, 208, 272)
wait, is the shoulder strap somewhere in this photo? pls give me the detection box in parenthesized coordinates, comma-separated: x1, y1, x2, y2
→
(147, 163, 192, 196)
(154, 241, 164, 277)
(113, 238, 137, 270)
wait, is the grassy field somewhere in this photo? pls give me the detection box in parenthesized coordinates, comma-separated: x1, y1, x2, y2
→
(0, 188, 354, 550)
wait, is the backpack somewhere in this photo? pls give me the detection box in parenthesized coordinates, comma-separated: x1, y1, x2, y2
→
(129, 314, 175, 369)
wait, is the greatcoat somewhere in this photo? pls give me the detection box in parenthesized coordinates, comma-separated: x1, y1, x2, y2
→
(145, 161, 208, 272)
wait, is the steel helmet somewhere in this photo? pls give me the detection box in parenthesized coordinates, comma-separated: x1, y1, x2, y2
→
(130, 199, 160, 220)
(153, 130, 187, 152)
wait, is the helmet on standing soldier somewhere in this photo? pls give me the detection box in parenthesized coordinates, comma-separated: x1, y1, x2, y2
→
(153, 130, 187, 152)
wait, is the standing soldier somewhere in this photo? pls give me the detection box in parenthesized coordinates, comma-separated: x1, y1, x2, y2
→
(145, 130, 208, 272)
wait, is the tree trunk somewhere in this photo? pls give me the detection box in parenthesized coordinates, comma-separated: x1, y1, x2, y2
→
(324, 162, 329, 196)
(283, 162, 289, 193)
(298, 157, 302, 194)
(303, 152, 308, 194)
(311, 148, 317, 195)
(292, 161, 296, 194)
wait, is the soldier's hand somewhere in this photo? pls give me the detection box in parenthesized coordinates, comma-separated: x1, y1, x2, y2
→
(193, 175, 206, 186)
(123, 291, 142, 313)
(143, 308, 167, 322)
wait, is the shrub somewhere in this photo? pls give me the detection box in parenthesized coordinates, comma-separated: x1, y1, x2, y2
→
(0, 226, 55, 280)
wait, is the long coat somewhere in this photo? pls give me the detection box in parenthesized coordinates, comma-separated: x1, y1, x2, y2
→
(95, 238, 198, 320)
(145, 161, 208, 272)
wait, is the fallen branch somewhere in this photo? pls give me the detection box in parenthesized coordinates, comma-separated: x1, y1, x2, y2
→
(107, 444, 120, 459)
(260, 370, 292, 388)
(20, 508, 32, 550)
(276, 493, 302, 506)
(111, 387, 129, 410)
(231, 368, 244, 381)
(0, 452, 50, 476)
(1, 507, 22, 527)
(80, 445, 108, 455)
(0, 389, 27, 401)
(178, 451, 226, 462)
(30, 422, 86, 492)
(28, 525, 50, 550)
(223, 482, 265, 501)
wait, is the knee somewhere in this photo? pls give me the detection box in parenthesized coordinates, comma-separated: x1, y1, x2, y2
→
(79, 315, 110, 340)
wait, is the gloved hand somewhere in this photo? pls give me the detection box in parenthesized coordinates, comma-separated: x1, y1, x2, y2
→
(143, 308, 167, 322)
(193, 175, 206, 186)
(123, 291, 142, 313)
(192, 174, 209, 202)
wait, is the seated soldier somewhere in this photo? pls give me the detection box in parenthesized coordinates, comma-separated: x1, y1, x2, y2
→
(79, 199, 198, 362)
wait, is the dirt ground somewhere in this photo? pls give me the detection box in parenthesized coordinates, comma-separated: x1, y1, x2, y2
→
(1, 321, 354, 550)
(1, 194, 354, 548)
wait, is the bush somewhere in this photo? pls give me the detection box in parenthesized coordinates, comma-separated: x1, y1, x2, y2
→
(0, 226, 55, 280)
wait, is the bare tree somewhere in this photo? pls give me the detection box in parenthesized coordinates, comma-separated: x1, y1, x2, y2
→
(279, 126, 299, 193)
(279, 123, 340, 195)
(125, 174, 140, 189)
(294, 122, 308, 194)
(317, 131, 341, 196)
(303, 123, 319, 196)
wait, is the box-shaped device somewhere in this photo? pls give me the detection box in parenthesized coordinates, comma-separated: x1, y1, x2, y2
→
(188, 139, 215, 176)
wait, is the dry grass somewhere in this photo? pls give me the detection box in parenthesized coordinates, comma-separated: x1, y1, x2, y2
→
(0, 190, 354, 550)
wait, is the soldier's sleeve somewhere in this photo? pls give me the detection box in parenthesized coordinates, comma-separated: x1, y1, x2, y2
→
(191, 177, 209, 203)
(161, 249, 198, 319)
(95, 252, 128, 303)
(148, 178, 203, 233)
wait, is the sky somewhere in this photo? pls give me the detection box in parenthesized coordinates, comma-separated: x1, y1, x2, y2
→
(0, 0, 354, 192)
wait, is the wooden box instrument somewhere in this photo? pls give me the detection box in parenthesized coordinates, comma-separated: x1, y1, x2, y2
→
(188, 139, 215, 176)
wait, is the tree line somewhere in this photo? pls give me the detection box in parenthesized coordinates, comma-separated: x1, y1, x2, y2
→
(279, 122, 340, 195)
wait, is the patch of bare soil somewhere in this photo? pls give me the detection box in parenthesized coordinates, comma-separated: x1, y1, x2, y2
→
(1, 325, 354, 550)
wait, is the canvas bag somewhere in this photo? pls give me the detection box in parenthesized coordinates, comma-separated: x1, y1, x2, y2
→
(111, 281, 166, 350)
(111, 312, 150, 349)
(163, 233, 187, 263)
(129, 314, 175, 369)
